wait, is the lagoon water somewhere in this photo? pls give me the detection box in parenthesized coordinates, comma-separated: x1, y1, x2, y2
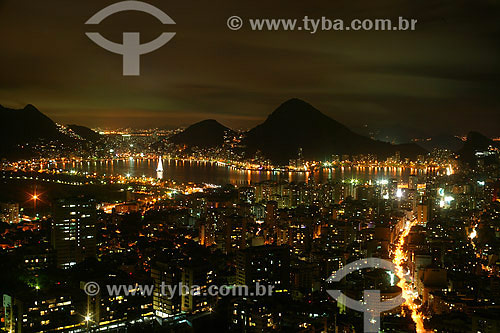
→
(53, 159, 431, 186)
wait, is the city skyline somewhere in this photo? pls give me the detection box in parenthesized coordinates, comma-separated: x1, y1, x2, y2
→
(1, 1, 500, 332)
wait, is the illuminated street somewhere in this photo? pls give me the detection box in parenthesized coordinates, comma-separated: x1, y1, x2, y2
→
(0, 1, 499, 330)
(393, 220, 427, 333)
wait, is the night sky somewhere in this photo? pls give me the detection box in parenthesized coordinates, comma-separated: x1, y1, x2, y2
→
(0, 0, 499, 140)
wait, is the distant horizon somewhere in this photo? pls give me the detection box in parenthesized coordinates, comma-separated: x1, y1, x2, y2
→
(1, 100, 498, 144)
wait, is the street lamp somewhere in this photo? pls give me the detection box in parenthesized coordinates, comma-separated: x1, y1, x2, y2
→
(31, 192, 40, 216)
(84, 313, 93, 332)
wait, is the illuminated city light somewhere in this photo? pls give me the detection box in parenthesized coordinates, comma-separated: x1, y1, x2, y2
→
(393, 220, 427, 333)
(469, 227, 477, 240)
(444, 196, 454, 204)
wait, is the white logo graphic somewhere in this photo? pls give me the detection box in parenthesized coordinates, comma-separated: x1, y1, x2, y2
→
(227, 16, 243, 30)
(326, 258, 409, 332)
(85, 1, 176, 76)
(83, 281, 100, 296)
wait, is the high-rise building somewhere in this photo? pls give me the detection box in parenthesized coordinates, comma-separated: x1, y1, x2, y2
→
(265, 201, 278, 228)
(199, 219, 216, 247)
(416, 203, 428, 224)
(409, 175, 418, 190)
(236, 245, 290, 291)
(181, 263, 216, 313)
(51, 198, 97, 269)
(297, 147, 304, 169)
(288, 217, 314, 255)
(80, 280, 101, 324)
(232, 298, 276, 331)
(152, 258, 215, 323)
(238, 187, 255, 204)
(216, 214, 248, 254)
(151, 261, 182, 322)
(0, 202, 20, 224)
(3, 290, 77, 333)
(394, 151, 401, 162)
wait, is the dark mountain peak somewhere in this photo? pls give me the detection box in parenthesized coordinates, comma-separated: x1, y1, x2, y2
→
(22, 104, 54, 123)
(466, 131, 490, 143)
(278, 98, 315, 109)
(463, 131, 494, 150)
(459, 131, 497, 163)
(170, 119, 234, 148)
(416, 133, 465, 152)
(191, 119, 225, 127)
(0, 104, 46, 119)
(183, 119, 233, 134)
(269, 98, 325, 120)
(201, 119, 218, 123)
(0, 103, 77, 158)
(23, 104, 38, 111)
(260, 99, 350, 136)
(244, 99, 426, 163)
(0, 104, 52, 122)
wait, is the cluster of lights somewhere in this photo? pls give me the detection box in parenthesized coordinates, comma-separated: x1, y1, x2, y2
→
(393, 220, 427, 333)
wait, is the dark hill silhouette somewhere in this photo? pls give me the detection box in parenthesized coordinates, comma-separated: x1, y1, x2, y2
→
(243, 99, 427, 163)
(416, 134, 465, 152)
(0, 104, 66, 142)
(170, 119, 234, 148)
(67, 124, 101, 141)
(0, 104, 74, 156)
(458, 131, 499, 164)
(0, 104, 104, 159)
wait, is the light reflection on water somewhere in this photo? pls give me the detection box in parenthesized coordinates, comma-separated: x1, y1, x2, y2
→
(54, 159, 431, 185)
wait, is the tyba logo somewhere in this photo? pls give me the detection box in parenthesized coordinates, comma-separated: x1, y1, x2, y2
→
(85, 1, 176, 76)
(326, 258, 409, 332)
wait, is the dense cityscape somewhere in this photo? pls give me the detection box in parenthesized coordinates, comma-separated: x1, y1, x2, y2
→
(1, 1, 499, 332)
(1, 111, 500, 332)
